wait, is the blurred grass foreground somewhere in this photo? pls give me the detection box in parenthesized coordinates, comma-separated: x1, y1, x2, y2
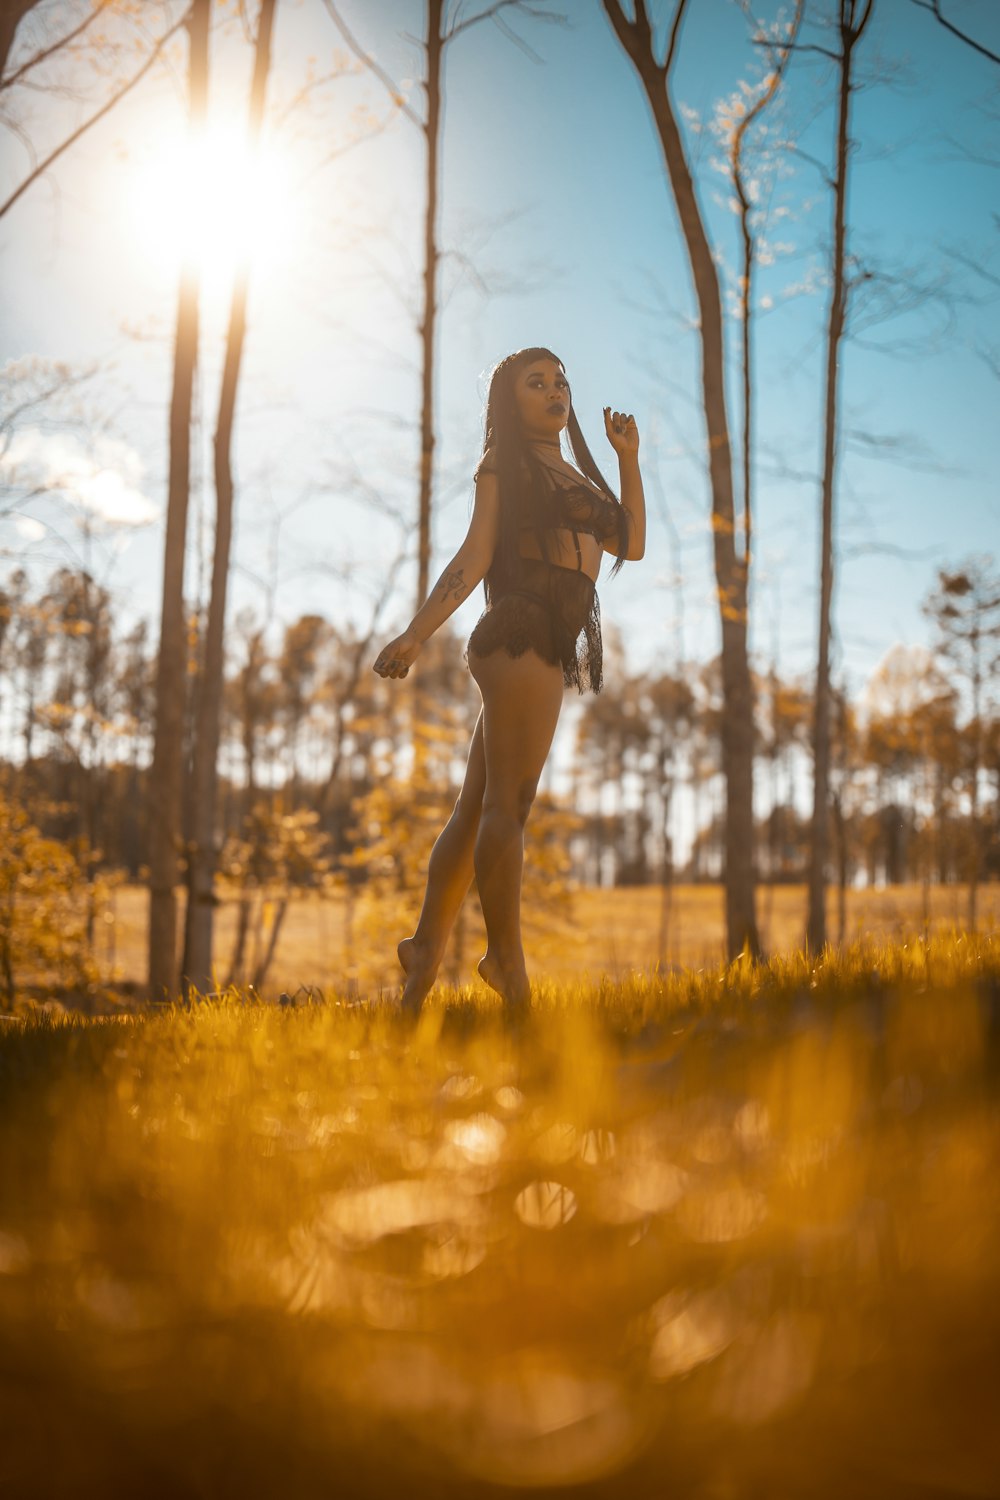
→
(2, 938, 999, 1499)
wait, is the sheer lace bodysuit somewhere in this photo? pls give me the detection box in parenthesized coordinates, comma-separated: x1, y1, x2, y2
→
(466, 462, 630, 695)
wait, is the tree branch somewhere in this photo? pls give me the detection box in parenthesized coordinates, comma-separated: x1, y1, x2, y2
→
(842, 539, 939, 561)
(601, 0, 687, 79)
(910, 0, 1000, 67)
(664, 0, 689, 75)
(446, 0, 560, 47)
(783, 140, 835, 188)
(480, 5, 565, 63)
(942, 243, 1000, 291)
(601, 0, 657, 78)
(0, 362, 99, 436)
(0, 5, 101, 92)
(731, 0, 804, 568)
(0, 7, 190, 220)
(319, 0, 422, 127)
(754, 38, 839, 62)
(977, 344, 1000, 381)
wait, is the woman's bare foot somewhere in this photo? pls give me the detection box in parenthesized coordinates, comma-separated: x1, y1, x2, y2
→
(397, 937, 439, 1013)
(477, 950, 530, 1011)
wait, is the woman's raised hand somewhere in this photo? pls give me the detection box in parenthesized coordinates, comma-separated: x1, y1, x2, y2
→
(373, 627, 422, 680)
(604, 406, 639, 457)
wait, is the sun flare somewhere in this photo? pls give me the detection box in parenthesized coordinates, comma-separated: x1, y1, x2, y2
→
(131, 116, 296, 298)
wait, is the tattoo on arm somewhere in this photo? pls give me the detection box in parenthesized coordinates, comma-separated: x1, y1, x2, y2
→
(436, 567, 467, 604)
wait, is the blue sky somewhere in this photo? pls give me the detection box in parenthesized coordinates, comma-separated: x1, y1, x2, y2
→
(1, 0, 997, 718)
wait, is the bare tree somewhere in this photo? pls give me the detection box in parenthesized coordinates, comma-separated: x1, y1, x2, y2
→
(182, 0, 278, 996)
(148, 0, 210, 1003)
(418, 0, 442, 612)
(923, 558, 1000, 929)
(602, 0, 760, 958)
(644, 669, 694, 967)
(730, 0, 803, 574)
(322, 0, 557, 611)
(1, 1, 191, 220)
(805, 0, 874, 953)
(314, 550, 407, 819)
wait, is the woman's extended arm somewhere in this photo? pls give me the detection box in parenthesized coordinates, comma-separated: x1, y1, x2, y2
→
(604, 406, 645, 561)
(373, 469, 499, 680)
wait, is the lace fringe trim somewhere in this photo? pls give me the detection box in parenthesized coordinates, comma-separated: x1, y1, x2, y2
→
(466, 571, 603, 695)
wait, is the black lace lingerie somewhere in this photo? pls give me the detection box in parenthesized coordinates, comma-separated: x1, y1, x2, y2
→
(466, 555, 604, 693)
(465, 466, 629, 695)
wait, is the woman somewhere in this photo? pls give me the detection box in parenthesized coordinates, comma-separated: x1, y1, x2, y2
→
(373, 347, 646, 1012)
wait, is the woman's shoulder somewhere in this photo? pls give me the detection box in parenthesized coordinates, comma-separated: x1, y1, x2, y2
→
(476, 445, 538, 487)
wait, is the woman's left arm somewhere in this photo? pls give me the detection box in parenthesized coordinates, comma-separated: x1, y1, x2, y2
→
(604, 407, 645, 561)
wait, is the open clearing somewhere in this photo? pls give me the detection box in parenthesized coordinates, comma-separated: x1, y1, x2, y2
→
(93, 880, 1000, 1001)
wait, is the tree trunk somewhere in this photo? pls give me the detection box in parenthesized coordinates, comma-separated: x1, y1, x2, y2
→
(807, 1, 872, 952)
(253, 894, 288, 991)
(832, 787, 848, 944)
(657, 768, 674, 967)
(148, 0, 210, 1002)
(183, 0, 277, 994)
(731, 1, 802, 575)
(446, 900, 466, 986)
(409, 0, 444, 780)
(968, 637, 981, 930)
(416, 0, 443, 611)
(316, 632, 380, 814)
(603, 4, 759, 957)
(935, 761, 948, 883)
(226, 890, 254, 988)
(1, 878, 15, 1006)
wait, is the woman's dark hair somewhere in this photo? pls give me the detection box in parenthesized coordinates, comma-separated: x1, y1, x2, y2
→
(476, 347, 629, 602)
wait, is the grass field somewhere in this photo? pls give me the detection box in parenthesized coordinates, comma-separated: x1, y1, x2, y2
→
(1, 937, 998, 1497)
(88, 880, 1000, 1006)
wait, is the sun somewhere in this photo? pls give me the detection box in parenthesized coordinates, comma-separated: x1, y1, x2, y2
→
(130, 114, 297, 301)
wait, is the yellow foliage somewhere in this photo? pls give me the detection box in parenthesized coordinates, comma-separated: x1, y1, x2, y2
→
(0, 795, 100, 1009)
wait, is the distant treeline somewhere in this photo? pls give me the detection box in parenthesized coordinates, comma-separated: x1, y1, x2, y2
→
(1, 563, 997, 897)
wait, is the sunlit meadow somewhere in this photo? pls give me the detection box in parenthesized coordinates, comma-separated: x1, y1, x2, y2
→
(81, 880, 1000, 1004)
(2, 936, 998, 1497)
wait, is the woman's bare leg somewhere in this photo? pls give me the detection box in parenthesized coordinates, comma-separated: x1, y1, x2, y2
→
(397, 710, 486, 1010)
(469, 647, 564, 1008)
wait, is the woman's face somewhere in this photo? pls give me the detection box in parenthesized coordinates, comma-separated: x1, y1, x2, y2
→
(512, 358, 570, 441)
